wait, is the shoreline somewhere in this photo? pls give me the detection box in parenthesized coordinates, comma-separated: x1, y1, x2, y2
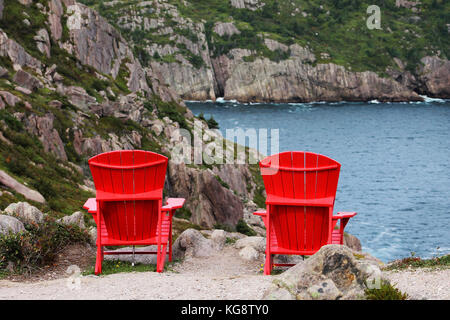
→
(184, 95, 449, 105)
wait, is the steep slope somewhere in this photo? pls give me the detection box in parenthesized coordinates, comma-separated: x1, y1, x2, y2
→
(0, 0, 263, 230)
(81, 0, 449, 102)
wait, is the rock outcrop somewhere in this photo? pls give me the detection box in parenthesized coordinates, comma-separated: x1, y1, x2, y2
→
(263, 244, 385, 300)
(0, 170, 46, 204)
(94, 1, 449, 101)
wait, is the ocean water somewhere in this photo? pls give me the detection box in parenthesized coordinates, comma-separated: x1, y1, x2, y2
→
(186, 98, 450, 262)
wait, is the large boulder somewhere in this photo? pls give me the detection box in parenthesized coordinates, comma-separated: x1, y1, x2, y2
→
(234, 236, 266, 261)
(234, 236, 266, 253)
(344, 233, 362, 252)
(172, 228, 216, 260)
(57, 211, 85, 229)
(263, 245, 384, 300)
(4, 202, 44, 225)
(0, 214, 25, 235)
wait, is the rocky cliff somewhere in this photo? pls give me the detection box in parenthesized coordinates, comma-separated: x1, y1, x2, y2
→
(0, 0, 263, 230)
(83, 0, 449, 102)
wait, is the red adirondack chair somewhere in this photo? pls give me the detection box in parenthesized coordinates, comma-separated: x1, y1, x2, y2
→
(254, 151, 357, 275)
(82, 150, 185, 274)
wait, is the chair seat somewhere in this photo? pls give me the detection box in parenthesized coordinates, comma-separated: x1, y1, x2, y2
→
(97, 213, 171, 246)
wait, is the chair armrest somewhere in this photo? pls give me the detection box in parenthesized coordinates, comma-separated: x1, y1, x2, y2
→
(253, 210, 267, 217)
(83, 198, 97, 214)
(332, 212, 357, 219)
(162, 198, 185, 211)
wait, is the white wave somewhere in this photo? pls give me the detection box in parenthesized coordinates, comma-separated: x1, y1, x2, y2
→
(419, 95, 446, 103)
(369, 99, 380, 104)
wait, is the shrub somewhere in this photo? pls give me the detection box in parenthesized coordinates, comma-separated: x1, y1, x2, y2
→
(365, 280, 408, 300)
(0, 215, 90, 275)
(236, 219, 257, 236)
(206, 116, 219, 129)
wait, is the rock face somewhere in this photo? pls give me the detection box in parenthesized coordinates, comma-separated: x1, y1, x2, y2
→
(99, 2, 449, 101)
(0, 214, 25, 235)
(0, 170, 46, 204)
(416, 56, 450, 97)
(24, 113, 68, 161)
(4, 202, 44, 225)
(263, 245, 384, 300)
(167, 162, 245, 228)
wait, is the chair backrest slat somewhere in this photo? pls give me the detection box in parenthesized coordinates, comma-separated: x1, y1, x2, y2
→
(260, 151, 341, 252)
(89, 150, 168, 241)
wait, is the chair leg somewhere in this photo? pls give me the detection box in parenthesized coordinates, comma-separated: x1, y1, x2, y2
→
(157, 244, 167, 273)
(95, 245, 102, 275)
(264, 252, 272, 275)
(169, 223, 173, 262)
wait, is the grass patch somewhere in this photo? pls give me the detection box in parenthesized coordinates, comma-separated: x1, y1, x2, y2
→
(365, 280, 408, 300)
(82, 259, 175, 276)
(384, 254, 450, 271)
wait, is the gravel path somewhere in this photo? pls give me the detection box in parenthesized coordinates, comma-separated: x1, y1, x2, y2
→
(384, 268, 450, 300)
(1, 245, 448, 300)
(0, 247, 274, 300)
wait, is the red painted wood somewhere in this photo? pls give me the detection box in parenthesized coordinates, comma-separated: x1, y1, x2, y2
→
(255, 151, 357, 275)
(85, 150, 185, 274)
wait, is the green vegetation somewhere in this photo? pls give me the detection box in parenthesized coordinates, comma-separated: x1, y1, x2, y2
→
(384, 254, 450, 271)
(0, 215, 90, 277)
(82, 259, 175, 276)
(214, 175, 230, 189)
(236, 219, 257, 236)
(365, 280, 408, 300)
(249, 163, 266, 208)
(175, 0, 449, 73)
(174, 207, 192, 220)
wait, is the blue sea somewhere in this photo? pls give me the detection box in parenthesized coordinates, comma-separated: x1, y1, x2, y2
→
(186, 97, 450, 262)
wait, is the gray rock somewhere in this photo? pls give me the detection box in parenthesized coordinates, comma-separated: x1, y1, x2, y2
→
(344, 233, 362, 252)
(57, 211, 85, 229)
(172, 228, 216, 260)
(305, 279, 342, 300)
(239, 246, 259, 261)
(4, 202, 44, 224)
(0, 214, 25, 235)
(0, 170, 46, 203)
(0, 91, 21, 106)
(34, 28, 51, 58)
(88, 226, 97, 245)
(12, 70, 42, 91)
(210, 229, 227, 250)
(0, 66, 8, 78)
(263, 244, 384, 300)
(14, 86, 32, 95)
(234, 236, 266, 253)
